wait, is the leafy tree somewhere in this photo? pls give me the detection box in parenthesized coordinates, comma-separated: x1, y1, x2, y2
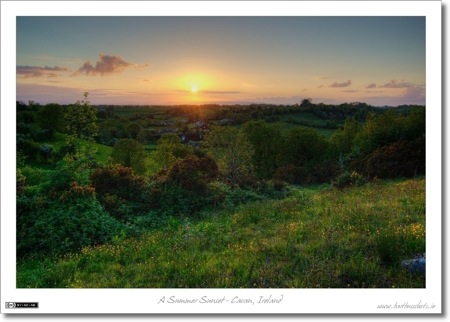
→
(111, 138, 148, 175)
(203, 126, 254, 185)
(90, 164, 150, 219)
(65, 92, 99, 141)
(127, 123, 142, 140)
(38, 103, 65, 133)
(149, 133, 193, 173)
(17, 189, 122, 258)
(153, 155, 219, 216)
(280, 127, 328, 167)
(354, 110, 403, 154)
(241, 120, 283, 179)
(330, 117, 360, 156)
(165, 155, 219, 193)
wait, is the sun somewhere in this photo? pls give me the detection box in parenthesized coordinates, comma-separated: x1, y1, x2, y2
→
(191, 85, 198, 93)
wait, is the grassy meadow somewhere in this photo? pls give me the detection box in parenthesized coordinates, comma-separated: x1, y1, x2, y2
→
(17, 177, 425, 288)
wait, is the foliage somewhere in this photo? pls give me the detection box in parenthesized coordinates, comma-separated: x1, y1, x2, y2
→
(15, 100, 426, 282)
(149, 133, 193, 174)
(280, 127, 328, 167)
(111, 138, 148, 175)
(241, 120, 283, 179)
(38, 103, 66, 133)
(17, 188, 123, 258)
(90, 164, 149, 220)
(354, 108, 425, 155)
(274, 164, 315, 185)
(330, 117, 360, 156)
(47, 154, 97, 194)
(360, 137, 425, 179)
(332, 171, 367, 189)
(152, 156, 219, 216)
(65, 92, 99, 141)
(17, 178, 425, 288)
(203, 126, 254, 185)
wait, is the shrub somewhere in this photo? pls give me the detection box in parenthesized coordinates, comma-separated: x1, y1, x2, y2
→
(362, 137, 425, 179)
(17, 195, 123, 258)
(165, 156, 219, 193)
(90, 164, 147, 201)
(332, 171, 366, 189)
(274, 164, 315, 185)
(111, 138, 148, 175)
(90, 164, 150, 219)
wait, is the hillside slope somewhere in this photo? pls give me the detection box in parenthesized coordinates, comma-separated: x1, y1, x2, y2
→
(17, 178, 425, 288)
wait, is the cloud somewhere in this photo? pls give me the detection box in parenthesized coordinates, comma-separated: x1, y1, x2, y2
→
(74, 54, 133, 76)
(379, 80, 416, 88)
(366, 83, 377, 89)
(401, 86, 425, 103)
(16, 65, 69, 78)
(341, 90, 359, 93)
(329, 80, 352, 88)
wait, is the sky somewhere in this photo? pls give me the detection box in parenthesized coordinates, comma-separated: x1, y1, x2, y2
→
(16, 16, 425, 106)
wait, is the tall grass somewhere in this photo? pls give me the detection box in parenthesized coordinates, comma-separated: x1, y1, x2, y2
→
(17, 178, 425, 288)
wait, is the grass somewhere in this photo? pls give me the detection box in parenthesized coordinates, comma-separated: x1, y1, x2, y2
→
(17, 177, 425, 288)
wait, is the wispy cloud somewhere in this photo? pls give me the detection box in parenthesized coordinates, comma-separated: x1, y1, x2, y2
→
(74, 54, 134, 76)
(401, 86, 425, 103)
(341, 90, 359, 93)
(366, 83, 377, 89)
(379, 80, 417, 88)
(16, 65, 69, 78)
(329, 80, 352, 88)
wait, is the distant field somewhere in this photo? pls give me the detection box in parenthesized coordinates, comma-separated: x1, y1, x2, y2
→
(278, 111, 325, 123)
(113, 106, 169, 117)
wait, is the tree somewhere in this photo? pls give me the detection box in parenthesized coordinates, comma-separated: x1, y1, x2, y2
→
(38, 103, 65, 133)
(65, 92, 99, 141)
(330, 117, 360, 156)
(241, 120, 283, 179)
(149, 133, 193, 173)
(111, 138, 148, 175)
(281, 127, 327, 167)
(203, 126, 254, 185)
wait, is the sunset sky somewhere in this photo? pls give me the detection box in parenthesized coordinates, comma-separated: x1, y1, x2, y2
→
(16, 16, 425, 106)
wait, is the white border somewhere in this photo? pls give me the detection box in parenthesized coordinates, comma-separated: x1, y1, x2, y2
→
(1, 1, 442, 315)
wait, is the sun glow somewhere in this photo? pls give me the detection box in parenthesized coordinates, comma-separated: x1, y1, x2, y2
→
(191, 85, 198, 93)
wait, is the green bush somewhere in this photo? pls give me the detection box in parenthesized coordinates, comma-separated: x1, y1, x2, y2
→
(332, 171, 367, 189)
(17, 195, 123, 258)
(90, 164, 150, 220)
(362, 137, 425, 179)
